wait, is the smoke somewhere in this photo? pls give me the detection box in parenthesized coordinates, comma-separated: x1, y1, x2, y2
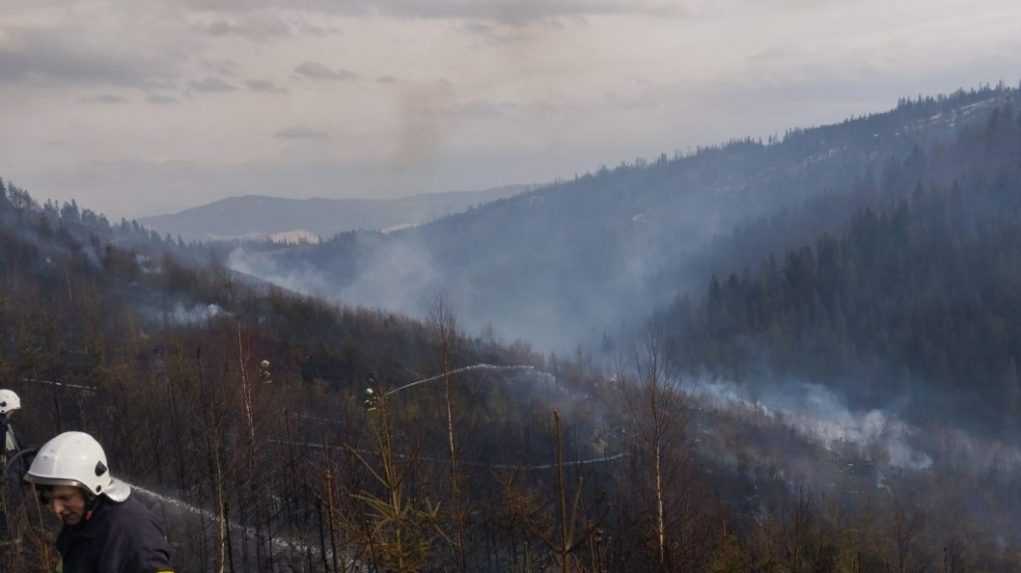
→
(227, 238, 452, 323)
(391, 80, 457, 170)
(135, 300, 226, 326)
(685, 376, 1021, 484)
(684, 378, 933, 471)
(336, 239, 441, 316)
(168, 302, 224, 325)
(227, 245, 334, 297)
(921, 425, 1021, 475)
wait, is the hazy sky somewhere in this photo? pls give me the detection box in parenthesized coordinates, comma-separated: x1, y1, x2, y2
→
(2, 0, 1020, 218)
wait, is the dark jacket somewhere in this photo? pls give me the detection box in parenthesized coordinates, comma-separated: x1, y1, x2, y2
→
(55, 494, 174, 573)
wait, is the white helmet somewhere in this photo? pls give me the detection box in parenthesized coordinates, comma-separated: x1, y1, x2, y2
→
(24, 432, 131, 501)
(0, 389, 20, 415)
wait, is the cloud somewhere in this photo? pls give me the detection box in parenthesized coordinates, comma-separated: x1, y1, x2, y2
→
(189, 77, 238, 92)
(294, 61, 358, 81)
(377, 75, 399, 84)
(452, 99, 516, 118)
(191, 9, 343, 40)
(274, 126, 330, 140)
(176, 0, 686, 24)
(146, 94, 179, 104)
(246, 79, 288, 93)
(79, 93, 128, 104)
(383, 0, 687, 23)
(200, 58, 240, 77)
(299, 22, 342, 36)
(201, 15, 291, 41)
(0, 26, 176, 88)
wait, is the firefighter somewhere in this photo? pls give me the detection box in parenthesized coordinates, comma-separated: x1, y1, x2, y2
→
(0, 389, 21, 540)
(24, 431, 175, 573)
(0, 389, 20, 456)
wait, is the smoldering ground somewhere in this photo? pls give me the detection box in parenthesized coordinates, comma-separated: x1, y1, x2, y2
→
(685, 374, 1021, 476)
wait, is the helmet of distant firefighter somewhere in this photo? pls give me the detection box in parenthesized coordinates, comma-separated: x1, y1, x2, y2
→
(0, 389, 20, 416)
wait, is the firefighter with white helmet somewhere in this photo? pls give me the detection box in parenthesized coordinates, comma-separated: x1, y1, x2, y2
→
(24, 431, 174, 572)
(0, 389, 21, 540)
(0, 389, 20, 457)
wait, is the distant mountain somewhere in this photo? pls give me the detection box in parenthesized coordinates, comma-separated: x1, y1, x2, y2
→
(139, 184, 532, 241)
(232, 85, 1020, 351)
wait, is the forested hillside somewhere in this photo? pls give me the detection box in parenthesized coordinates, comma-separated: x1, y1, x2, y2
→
(7, 84, 1021, 572)
(237, 85, 1021, 351)
(664, 94, 1021, 435)
(6, 174, 1021, 571)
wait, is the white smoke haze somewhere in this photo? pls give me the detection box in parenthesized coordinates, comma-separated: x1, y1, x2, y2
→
(683, 378, 934, 471)
(131, 302, 226, 330)
(227, 245, 334, 297)
(337, 240, 440, 316)
(224, 235, 1021, 484)
(683, 377, 1021, 487)
(924, 425, 1021, 474)
(168, 302, 224, 325)
(227, 238, 497, 334)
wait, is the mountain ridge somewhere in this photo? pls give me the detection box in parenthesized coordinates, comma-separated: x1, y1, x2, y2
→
(235, 85, 1019, 350)
(139, 184, 533, 241)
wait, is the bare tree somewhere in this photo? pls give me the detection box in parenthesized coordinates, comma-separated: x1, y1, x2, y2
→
(619, 319, 691, 570)
(428, 295, 467, 571)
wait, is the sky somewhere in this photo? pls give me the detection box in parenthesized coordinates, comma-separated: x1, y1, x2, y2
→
(2, 0, 1020, 218)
